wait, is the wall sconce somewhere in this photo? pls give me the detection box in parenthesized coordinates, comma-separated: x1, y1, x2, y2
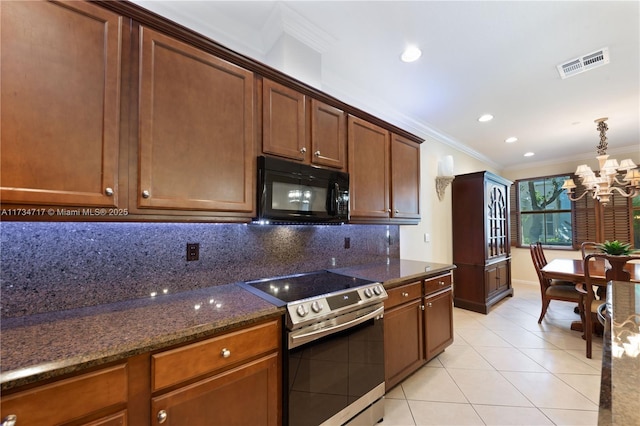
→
(435, 155, 455, 201)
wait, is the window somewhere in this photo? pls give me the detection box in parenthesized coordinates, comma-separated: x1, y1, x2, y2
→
(516, 175, 572, 246)
(512, 173, 634, 249)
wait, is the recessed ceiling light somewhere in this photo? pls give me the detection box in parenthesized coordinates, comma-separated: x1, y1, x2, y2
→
(401, 46, 422, 63)
(505, 137, 518, 143)
(524, 152, 535, 157)
(478, 114, 493, 122)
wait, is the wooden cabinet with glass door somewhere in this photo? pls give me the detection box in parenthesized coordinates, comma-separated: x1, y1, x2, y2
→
(452, 171, 513, 313)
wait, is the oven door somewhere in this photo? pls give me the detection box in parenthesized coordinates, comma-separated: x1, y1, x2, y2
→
(286, 304, 385, 426)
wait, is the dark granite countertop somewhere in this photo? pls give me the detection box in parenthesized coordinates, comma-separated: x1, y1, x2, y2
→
(0, 283, 282, 391)
(331, 259, 455, 288)
(598, 280, 640, 425)
(1, 259, 455, 393)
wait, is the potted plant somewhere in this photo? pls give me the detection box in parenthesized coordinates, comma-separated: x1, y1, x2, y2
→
(596, 240, 637, 256)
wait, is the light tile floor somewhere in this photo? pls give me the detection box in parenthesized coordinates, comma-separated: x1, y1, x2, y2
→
(381, 281, 602, 426)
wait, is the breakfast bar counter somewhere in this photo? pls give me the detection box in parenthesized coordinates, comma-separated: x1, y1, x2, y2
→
(598, 280, 640, 425)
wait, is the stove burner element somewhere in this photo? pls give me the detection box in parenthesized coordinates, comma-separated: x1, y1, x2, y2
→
(240, 270, 387, 330)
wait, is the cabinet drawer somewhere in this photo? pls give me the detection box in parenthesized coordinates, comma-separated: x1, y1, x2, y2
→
(0, 364, 127, 425)
(425, 274, 452, 295)
(152, 319, 279, 392)
(385, 281, 422, 309)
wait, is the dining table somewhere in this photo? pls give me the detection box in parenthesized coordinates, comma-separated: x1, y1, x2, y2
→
(541, 258, 640, 285)
(541, 258, 640, 333)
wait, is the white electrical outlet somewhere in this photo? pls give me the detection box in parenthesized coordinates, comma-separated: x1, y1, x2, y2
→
(424, 233, 430, 243)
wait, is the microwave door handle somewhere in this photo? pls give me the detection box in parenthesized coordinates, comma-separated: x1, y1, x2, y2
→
(332, 182, 340, 214)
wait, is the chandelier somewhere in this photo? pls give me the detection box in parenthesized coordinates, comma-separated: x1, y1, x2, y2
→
(561, 117, 640, 205)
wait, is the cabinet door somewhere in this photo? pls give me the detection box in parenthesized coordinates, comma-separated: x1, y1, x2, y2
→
(0, 364, 127, 425)
(137, 27, 254, 212)
(424, 289, 454, 361)
(310, 99, 346, 169)
(485, 263, 500, 294)
(1, 0, 121, 207)
(262, 79, 306, 161)
(486, 180, 509, 259)
(485, 260, 510, 296)
(151, 353, 279, 426)
(391, 134, 420, 220)
(348, 116, 390, 218)
(384, 300, 424, 390)
(496, 260, 511, 293)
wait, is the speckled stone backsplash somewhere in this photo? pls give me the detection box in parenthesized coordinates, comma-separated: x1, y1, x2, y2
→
(0, 222, 399, 318)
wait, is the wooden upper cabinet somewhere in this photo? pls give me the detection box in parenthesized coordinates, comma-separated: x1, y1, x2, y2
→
(348, 116, 390, 219)
(391, 134, 420, 220)
(0, 0, 122, 207)
(262, 78, 306, 161)
(310, 99, 346, 169)
(137, 27, 254, 213)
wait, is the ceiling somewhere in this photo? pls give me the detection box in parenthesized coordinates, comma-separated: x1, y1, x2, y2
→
(131, 0, 640, 171)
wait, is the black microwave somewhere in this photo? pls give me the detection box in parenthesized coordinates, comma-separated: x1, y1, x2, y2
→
(256, 156, 349, 224)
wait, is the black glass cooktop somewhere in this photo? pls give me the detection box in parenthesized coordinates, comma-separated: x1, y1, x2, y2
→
(240, 271, 375, 306)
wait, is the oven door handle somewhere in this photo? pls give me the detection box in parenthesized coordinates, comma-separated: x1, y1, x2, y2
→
(289, 304, 384, 349)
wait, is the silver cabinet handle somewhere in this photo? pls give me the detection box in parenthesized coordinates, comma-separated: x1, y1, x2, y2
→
(387, 209, 391, 213)
(439, 281, 445, 286)
(401, 292, 409, 297)
(105, 187, 114, 196)
(300, 147, 307, 154)
(426, 302, 433, 308)
(221, 348, 231, 358)
(157, 410, 167, 424)
(2, 415, 17, 426)
(142, 190, 150, 198)
(394, 209, 399, 214)
(314, 150, 321, 157)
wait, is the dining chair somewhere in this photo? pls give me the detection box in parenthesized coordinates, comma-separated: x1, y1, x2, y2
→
(530, 243, 583, 324)
(581, 253, 640, 358)
(580, 241, 599, 259)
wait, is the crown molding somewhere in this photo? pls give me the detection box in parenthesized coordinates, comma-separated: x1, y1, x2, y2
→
(262, 3, 337, 54)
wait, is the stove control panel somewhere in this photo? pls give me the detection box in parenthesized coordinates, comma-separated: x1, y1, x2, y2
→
(286, 283, 387, 329)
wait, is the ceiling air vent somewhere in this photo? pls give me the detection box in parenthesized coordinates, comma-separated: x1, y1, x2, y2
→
(557, 47, 610, 79)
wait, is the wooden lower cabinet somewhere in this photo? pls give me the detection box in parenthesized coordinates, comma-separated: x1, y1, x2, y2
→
(384, 297, 423, 390)
(383, 274, 454, 390)
(424, 288, 454, 361)
(151, 354, 278, 426)
(0, 318, 281, 426)
(150, 318, 281, 425)
(0, 364, 128, 425)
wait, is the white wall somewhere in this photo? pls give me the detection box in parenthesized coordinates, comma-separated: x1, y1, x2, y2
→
(399, 138, 498, 264)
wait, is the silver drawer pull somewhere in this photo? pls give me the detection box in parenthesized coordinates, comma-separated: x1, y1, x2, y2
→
(426, 302, 433, 308)
(221, 348, 231, 358)
(105, 187, 114, 196)
(157, 410, 167, 424)
(439, 281, 445, 286)
(401, 292, 409, 297)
